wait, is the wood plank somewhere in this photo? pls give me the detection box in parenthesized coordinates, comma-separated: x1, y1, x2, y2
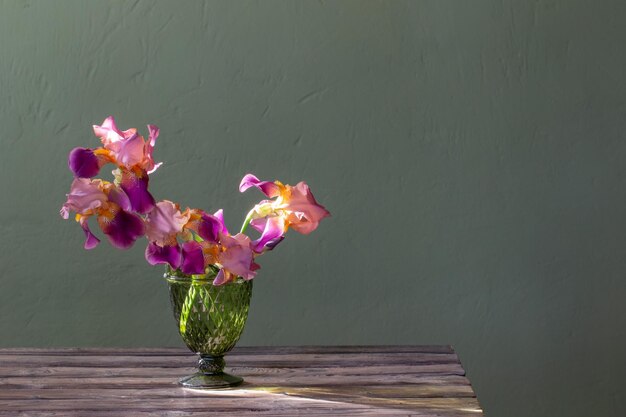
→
(0, 397, 482, 415)
(0, 345, 454, 356)
(0, 353, 462, 369)
(0, 410, 459, 417)
(0, 364, 471, 379)
(0, 372, 468, 389)
(0, 385, 477, 400)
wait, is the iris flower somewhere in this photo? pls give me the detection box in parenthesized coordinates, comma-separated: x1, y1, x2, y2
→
(60, 178, 144, 249)
(92, 117, 161, 174)
(186, 209, 259, 285)
(239, 174, 330, 252)
(144, 200, 189, 270)
(185, 209, 228, 244)
(68, 116, 160, 214)
(143, 201, 210, 275)
(200, 233, 259, 286)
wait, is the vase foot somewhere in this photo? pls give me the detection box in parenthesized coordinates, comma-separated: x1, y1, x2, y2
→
(179, 372, 243, 389)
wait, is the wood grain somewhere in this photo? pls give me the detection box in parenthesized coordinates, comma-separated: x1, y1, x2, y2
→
(0, 346, 482, 416)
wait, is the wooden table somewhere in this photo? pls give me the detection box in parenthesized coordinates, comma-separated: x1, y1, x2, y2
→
(0, 346, 482, 416)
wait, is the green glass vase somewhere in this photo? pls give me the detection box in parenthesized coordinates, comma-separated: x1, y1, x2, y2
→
(166, 269, 253, 388)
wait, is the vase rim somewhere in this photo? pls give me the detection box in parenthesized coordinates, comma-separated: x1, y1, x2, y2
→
(163, 265, 218, 282)
(164, 272, 215, 282)
(164, 272, 249, 285)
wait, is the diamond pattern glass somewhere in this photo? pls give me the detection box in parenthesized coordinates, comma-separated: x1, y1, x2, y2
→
(166, 270, 253, 388)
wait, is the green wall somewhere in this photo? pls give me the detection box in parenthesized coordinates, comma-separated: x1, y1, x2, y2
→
(1, 1, 625, 415)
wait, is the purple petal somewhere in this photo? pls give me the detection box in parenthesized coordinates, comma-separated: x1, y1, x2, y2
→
(79, 217, 100, 250)
(197, 212, 224, 243)
(68, 147, 100, 178)
(145, 242, 182, 269)
(239, 174, 280, 198)
(99, 209, 145, 249)
(252, 216, 286, 253)
(120, 169, 155, 214)
(107, 187, 132, 212)
(181, 241, 206, 275)
(264, 236, 284, 251)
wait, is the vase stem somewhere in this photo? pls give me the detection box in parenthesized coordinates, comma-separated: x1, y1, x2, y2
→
(199, 355, 225, 375)
(180, 354, 243, 389)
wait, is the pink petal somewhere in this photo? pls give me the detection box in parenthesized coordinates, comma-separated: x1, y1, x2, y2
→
(121, 128, 137, 139)
(239, 174, 280, 198)
(60, 178, 107, 218)
(250, 217, 267, 233)
(116, 133, 146, 168)
(93, 116, 124, 151)
(213, 269, 228, 286)
(78, 217, 100, 250)
(219, 234, 256, 280)
(213, 209, 229, 235)
(144, 124, 161, 174)
(145, 201, 190, 246)
(282, 182, 330, 234)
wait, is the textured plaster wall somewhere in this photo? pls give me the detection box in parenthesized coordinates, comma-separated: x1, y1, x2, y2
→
(1, 1, 625, 416)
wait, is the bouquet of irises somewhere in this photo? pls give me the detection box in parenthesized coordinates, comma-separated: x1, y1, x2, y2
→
(60, 117, 329, 285)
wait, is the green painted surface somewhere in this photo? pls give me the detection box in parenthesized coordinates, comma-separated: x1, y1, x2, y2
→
(1, 1, 625, 415)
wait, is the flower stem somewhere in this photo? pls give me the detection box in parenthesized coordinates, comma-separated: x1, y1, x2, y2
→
(240, 209, 255, 234)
